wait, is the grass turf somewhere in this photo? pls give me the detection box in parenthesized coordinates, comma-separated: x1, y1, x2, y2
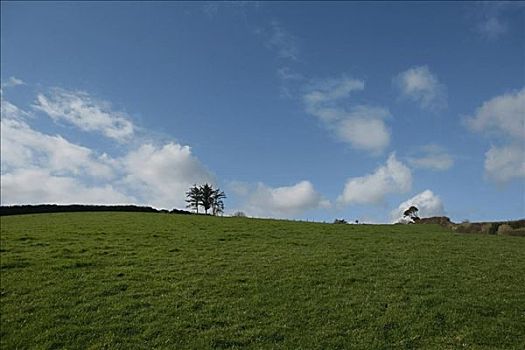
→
(1, 212, 524, 349)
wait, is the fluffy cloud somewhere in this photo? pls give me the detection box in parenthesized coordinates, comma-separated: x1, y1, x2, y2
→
(1, 118, 114, 179)
(1, 94, 214, 209)
(484, 144, 525, 183)
(338, 153, 412, 205)
(233, 180, 328, 218)
(2, 169, 133, 205)
(303, 77, 391, 154)
(334, 107, 391, 152)
(394, 65, 447, 110)
(33, 89, 134, 141)
(1, 97, 30, 121)
(465, 88, 525, 183)
(407, 144, 454, 171)
(466, 88, 525, 140)
(122, 143, 215, 209)
(390, 190, 444, 223)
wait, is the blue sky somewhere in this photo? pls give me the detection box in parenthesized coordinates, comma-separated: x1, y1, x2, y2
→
(1, 2, 524, 223)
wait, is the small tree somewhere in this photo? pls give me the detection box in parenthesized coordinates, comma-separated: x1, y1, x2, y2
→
(199, 183, 215, 214)
(185, 184, 201, 213)
(403, 206, 419, 221)
(211, 188, 226, 216)
(186, 183, 227, 215)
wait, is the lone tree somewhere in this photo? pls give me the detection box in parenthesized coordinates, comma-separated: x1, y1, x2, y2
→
(185, 184, 201, 214)
(403, 206, 420, 221)
(185, 183, 226, 215)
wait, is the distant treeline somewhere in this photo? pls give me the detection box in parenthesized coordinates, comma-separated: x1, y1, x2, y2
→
(0, 204, 192, 216)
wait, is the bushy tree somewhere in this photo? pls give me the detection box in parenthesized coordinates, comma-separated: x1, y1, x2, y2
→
(185, 183, 226, 215)
(211, 188, 226, 216)
(185, 185, 201, 213)
(403, 206, 419, 221)
(199, 183, 215, 214)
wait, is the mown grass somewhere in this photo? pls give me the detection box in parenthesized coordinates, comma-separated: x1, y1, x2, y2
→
(1, 212, 524, 349)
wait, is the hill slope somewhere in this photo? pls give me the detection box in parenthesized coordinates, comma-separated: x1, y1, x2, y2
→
(1, 212, 524, 349)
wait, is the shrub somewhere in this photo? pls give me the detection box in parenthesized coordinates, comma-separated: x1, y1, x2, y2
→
(232, 211, 247, 217)
(508, 220, 525, 229)
(481, 223, 492, 234)
(333, 219, 347, 224)
(497, 224, 513, 235)
(488, 223, 501, 235)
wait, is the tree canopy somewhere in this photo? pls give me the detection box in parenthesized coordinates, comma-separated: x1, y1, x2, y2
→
(403, 206, 420, 220)
(185, 183, 226, 215)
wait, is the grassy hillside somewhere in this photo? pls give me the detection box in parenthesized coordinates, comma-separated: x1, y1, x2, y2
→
(1, 212, 524, 349)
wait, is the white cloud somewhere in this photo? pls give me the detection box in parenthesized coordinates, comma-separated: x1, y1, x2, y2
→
(122, 143, 215, 209)
(234, 180, 328, 218)
(334, 107, 391, 153)
(1, 169, 133, 206)
(466, 88, 525, 140)
(394, 65, 447, 110)
(1, 77, 25, 90)
(1, 99, 114, 178)
(303, 77, 391, 154)
(484, 144, 525, 184)
(33, 89, 134, 141)
(338, 153, 412, 205)
(390, 190, 444, 223)
(304, 77, 365, 109)
(1, 97, 30, 120)
(465, 88, 525, 183)
(266, 21, 299, 61)
(407, 144, 454, 171)
(2, 95, 215, 210)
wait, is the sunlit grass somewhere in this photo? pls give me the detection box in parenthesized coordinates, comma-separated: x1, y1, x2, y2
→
(1, 212, 524, 349)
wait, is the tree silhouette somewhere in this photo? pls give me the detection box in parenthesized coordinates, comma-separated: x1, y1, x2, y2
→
(185, 183, 226, 215)
(199, 183, 215, 214)
(185, 184, 201, 213)
(211, 188, 226, 216)
(403, 206, 419, 220)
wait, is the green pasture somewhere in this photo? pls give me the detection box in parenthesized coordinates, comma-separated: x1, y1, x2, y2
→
(1, 212, 524, 349)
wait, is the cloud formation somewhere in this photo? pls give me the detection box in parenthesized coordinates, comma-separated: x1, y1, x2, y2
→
(232, 180, 328, 218)
(394, 65, 447, 110)
(466, 88, 525, 183)
(33, 89, 135, 141)
(1, 76, 25, 90)
(1, 92, 214, 209)
(304, 77, 391, 153)
(122, 143, 215, 209)
(338, 153, 412, 205)
(390, 190, 444, 223)
(466, 88, 525, 140)
(407, 144, 454, 171)
(1, 117, 115, 179)
(484, 144, 525, 184)
(2, 169, 133, 205)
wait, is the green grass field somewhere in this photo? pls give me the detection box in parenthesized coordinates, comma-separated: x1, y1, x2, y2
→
(1, 212, 524, 349)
